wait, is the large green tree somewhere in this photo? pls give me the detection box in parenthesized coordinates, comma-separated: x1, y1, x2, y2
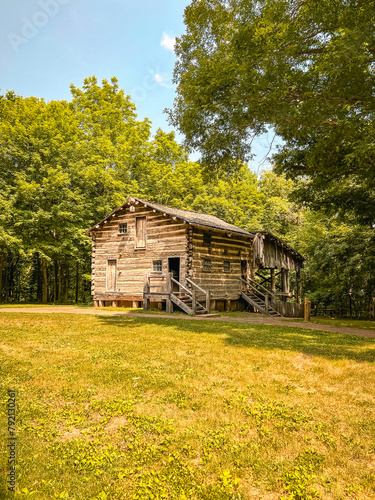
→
(170, 0, 375, 223)
(1, 77, 266, 302)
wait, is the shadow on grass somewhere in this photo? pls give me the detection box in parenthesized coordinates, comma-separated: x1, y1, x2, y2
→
(97, 315, 375, 364)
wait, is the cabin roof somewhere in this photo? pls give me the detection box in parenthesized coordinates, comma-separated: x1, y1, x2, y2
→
(88, 197, 254, 237)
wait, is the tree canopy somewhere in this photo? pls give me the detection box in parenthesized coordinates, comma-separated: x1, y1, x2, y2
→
(169, 0, 375, 223)
(0, 77, 264, 302)
(0, 75, 373, 316)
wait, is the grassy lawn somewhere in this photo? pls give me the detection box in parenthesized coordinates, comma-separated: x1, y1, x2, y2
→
(1, 313, 375, 499)
(284, 317, 375, 331)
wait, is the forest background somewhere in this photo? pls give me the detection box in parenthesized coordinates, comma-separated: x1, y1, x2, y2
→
(0, 75, 373, 317)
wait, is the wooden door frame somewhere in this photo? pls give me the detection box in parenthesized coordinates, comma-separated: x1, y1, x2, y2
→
(168, 256, 181, 291)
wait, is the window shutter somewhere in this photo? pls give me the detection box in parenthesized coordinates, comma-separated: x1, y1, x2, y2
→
(135, 217, 146, 248)
(106, 260, 117, 291)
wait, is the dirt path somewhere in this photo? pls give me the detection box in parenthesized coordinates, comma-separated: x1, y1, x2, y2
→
(0, 307, 374, 339)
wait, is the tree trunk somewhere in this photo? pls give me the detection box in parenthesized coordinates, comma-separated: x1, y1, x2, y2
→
(42, 258, 48, 303)
(36, 254, 42, 302)
(58, 262, 62, 302)
(0, 253, 5, 301)
(64, 265, 69, 303)
(75, 261, 79, 303)
(53, 260, 58, 302)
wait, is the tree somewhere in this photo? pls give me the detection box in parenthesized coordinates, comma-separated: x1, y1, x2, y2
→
(294, 211, 375, 316)
(1, 77, 264, 303)
(170, 0, 375, 223)
(258, 171, 303, 239)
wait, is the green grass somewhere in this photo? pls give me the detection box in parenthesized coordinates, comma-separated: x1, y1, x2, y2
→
(1, 313, 375, 499)
(286, 317, 375, 331)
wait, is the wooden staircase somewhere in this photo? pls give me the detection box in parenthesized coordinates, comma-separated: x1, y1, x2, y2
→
(240, 278, 283, 317)
(143, 273, 211, 316)
(170, 293, 208, 316)
(170, 277, 210, 316)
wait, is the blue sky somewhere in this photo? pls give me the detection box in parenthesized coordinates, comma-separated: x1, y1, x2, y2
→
(0, 0, 276, 171)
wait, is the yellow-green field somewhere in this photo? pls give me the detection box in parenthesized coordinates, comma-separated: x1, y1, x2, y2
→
(1, 313, 375, 499)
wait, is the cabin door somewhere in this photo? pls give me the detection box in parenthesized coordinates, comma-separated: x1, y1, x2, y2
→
(168, 257, 180, 292)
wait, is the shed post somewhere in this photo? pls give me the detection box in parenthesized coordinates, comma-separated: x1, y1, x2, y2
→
(304, 298, 311, 322)
(281, 269, 290, 300)
(296, 269, 302, 304)
(264, 294, 269, 315)
(270, 269, 276, 293)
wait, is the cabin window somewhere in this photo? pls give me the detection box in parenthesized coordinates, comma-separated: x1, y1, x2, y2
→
(106, 259, 117, 291)
(153, 260, 162, 272)
(119, 223, 128, 234)
(203, 258, 211, 272)
(135, 217, 146, 248)
(223, 260, 230, 273)
(203, 232, 212, 245)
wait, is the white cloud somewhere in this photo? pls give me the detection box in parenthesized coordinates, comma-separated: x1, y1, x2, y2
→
(153, 73, 173, 88)
(160, 32, 176, 53)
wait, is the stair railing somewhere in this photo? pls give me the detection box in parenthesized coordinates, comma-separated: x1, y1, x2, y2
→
(239, 277, 271, 314)
(144, 272, 209, 315)
(240, 277, 266, 300)
(170, 276, 192, 296)
(186, 277, 211, 312)
(247, 277, 278, 302)
(170, 276, 198, 314)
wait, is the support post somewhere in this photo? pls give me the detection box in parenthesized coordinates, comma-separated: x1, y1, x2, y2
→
(265, 294, 269, 316)
(94, 300, 99, 307)
(132, 301, 138, 309)
(270, 269, 276, 293)
(281, 269, 290, 301)
(112, 301, 117, 307)
(166, 298, 173, 314)
(304, 298, 311, 322)
(192, 289, 197, 315)
(225, 299, 231, 312)
(143, 273, 150, 311)
(206, 290, 211, 312)
(98, 300, 104, 307)
(166, 272, 172, 295)
(296, 269, 301, 304)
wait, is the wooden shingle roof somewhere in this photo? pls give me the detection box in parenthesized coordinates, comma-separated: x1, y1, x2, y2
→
(88, 197, 254, 237)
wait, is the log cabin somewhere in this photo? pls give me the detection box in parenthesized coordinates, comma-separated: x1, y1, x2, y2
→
(87, 197, 304, 317)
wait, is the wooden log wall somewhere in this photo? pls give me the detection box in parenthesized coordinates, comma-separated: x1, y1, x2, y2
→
(191, 227, 251, 301)
(92, 204, 187, 301)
